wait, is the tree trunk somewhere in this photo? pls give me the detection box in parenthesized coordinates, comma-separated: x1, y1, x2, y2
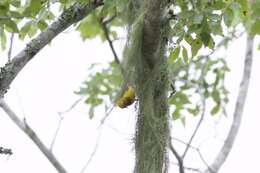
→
(128, 1, 170, 173)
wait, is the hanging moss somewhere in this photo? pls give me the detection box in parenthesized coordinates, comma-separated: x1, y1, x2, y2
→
(122, 1, 170, 173)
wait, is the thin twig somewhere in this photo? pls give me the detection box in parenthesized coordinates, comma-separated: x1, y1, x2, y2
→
(171, 162, 203, 173)
(80, 127, 103, 173)
(0, 99, 67, 173)
(100, 16, 120, 65)
(50, 116, 64, 151)
(98, 105, 115, 128)
(171, 137, 214, 172)
(50, 97, 83, 151)
(57, 97, 83, 115)
(197, 148, 214, 173)
(81, 103, 116, 172)
(171, 137, 197, 150)
(182, 97, 206, 159)
(7, 33, 14, 62)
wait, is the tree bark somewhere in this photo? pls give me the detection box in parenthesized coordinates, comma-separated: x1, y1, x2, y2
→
(134, 1, 169, 173)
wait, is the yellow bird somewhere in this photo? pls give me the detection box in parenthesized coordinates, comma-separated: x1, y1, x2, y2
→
(116, 85, 136, 108)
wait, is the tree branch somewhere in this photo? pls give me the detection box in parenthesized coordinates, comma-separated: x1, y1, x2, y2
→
(50, 97, 83, 151)
(169, 141, 185, 173)
(0, 1, 103, 97)
(204, 34, 254, 173)
(0, 98, 67, 173)
(7, 33, 14, 62)
(182, 96, 206, 159)
(100, 15, 120, 64)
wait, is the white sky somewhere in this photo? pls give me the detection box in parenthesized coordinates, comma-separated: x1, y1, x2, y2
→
(0, 30, 259, 173)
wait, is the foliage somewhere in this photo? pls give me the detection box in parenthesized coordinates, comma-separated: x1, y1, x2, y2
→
(0, 0, 260, 122)
(75, 61, 122, 118)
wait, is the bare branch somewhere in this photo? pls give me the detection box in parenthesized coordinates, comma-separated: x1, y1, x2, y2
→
(99, 15, 124, 74)
(50, 97, 83, 151)
(0, 1, 103, 97)
(204, 34, 254, 173)
(197, 148, 214, 173)
(50, 116, 64, 151)
(169, 141, 185, 173)
(57, 97, 83, 115)
(0, 98, 67, 173)
(171, 162, 203, 173)
(171, 137, 214, 172)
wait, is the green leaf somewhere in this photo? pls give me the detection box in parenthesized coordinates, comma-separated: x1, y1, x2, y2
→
(208, 21, 223, 36)
(207, 13, 221, 22)
(0, 4, 8, 16)
(180, 117, 186, 126)
(212, 1, 226, 10)
(3, 19, 19, 33)
(251, 20, 260, 35)
(23, 0, 42, 17)
(187, 105, 200, 116)
(170, 91, 190, 105)
(193, 13, 204, 24)
(10, 0, 21, 7)
(210, 104, 220, 115)
(9, 11, 22, 18)
(167, 46, 180, 64)
(191, 39, 202, 57)
(37, 20, 48, 31)
(19, 21, 32, 39)
(200, 32, 211, 47)
(77, 15, 102, 40)
(223, 8, 234, 27)
(172, 109, 181, 120)
(0, 28, 7, 50)
(184, 34, 194, 45)
(182, 46, 189, 64)
(212, 90, 220, 103)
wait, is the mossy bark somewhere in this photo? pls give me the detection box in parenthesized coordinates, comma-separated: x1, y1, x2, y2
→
(124, 0, 170, 173)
